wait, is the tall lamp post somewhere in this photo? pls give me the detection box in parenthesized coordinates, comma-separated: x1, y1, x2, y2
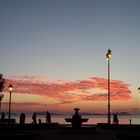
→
(8, 84, 13, 125)
(106, 49, 112, 125)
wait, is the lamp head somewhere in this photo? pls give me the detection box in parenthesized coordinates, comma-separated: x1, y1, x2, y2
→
(8, 84, 13, 92)
(106, 49, 112, 60)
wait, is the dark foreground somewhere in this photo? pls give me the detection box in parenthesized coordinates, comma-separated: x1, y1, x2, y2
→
(0, 123, 140, 140)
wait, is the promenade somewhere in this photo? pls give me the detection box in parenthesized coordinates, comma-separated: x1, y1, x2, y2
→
(0, 123, 140, 140)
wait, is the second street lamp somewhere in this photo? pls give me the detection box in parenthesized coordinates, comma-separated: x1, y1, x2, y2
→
(8, 84, 13, 125)
(106, 49, 112, 125)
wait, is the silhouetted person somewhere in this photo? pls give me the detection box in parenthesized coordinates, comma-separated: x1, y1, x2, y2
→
(129, 119, 132, 125)
(20, 113, 26, 126)
(113, 113, 119, 124)
(46, 111, 51, 123)
(1, 112, 5, 124)
(38, 119, 42, 124)
(32, 112, 37, 124)
(72, 108, 82, 127)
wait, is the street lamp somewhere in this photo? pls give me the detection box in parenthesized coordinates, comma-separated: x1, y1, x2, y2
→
(8, 84, 13, 125)
(106, 49, 112, 125)
(0, 93, 4, 109)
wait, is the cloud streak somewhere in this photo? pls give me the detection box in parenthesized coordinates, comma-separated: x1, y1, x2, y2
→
(4, 76, 132, 106)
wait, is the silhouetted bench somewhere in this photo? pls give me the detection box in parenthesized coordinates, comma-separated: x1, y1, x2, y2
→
(0, 118, 16, 124)
(65, 118, 88, 127)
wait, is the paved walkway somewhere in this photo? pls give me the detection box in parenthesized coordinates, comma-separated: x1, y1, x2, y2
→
(1, 124, 140, 140)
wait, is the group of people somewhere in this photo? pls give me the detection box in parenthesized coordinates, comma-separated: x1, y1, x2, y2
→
(31, 111, 51, 124)
(0, 111, 51, 125)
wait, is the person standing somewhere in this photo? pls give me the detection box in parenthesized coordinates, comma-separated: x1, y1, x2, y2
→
(1, 112, 5, 124)
(113, 113, 119, 124)
(20, 113, 26, 126)
(46, 111, 51, 123)
(32, 112, 37, 124)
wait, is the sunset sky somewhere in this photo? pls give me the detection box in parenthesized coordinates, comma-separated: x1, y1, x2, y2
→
(0, 0, 140, 114)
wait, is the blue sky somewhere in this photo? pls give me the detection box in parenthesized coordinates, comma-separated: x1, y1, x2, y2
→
(0, 0, 140, 96)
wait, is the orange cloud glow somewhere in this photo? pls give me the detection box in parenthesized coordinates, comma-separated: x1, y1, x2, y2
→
(3, 76, 132, 105)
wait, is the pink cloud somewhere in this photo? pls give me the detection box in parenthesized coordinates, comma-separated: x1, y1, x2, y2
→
(3, 76, 132, 106)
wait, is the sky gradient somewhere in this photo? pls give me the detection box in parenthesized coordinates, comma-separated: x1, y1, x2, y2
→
(0, 0, 140, 114)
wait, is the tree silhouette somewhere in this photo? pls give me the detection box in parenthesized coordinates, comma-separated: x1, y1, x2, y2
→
(0, 74, 5, 108)
(0, 74, 5, 92)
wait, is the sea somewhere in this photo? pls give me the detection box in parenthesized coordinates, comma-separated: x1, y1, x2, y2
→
(9, 114, 140, 125)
